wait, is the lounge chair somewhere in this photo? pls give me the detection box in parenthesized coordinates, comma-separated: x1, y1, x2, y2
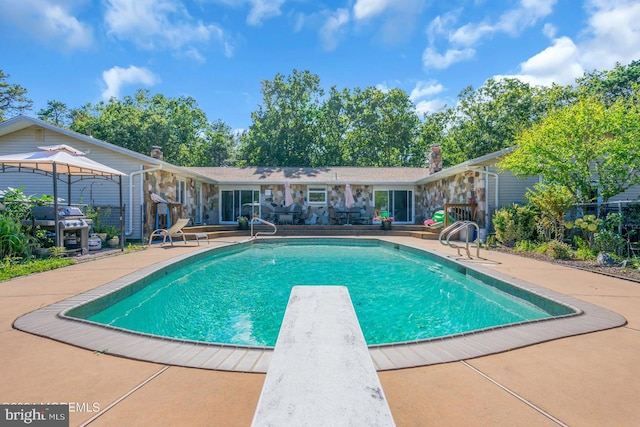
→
(148, 218, 209, 246)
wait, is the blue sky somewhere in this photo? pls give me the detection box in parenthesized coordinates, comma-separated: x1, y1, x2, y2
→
(1, 0, 640, 131)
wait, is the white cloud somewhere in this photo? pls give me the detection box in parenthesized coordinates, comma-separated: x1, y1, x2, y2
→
(0, 0, 93, 50)
(422, 46, 475, 70)
(500, 1, 640, 88)
(424, 0, 556, 69)
(246, 0, 286, 26)
(101, 66, 160, 100)
(319, 9, 350, 51)
(498, 37, 583, 86)
(415, 99, 447, 116)
(104, 0, 233, 57)
(353, 0, 394, 20)
(409, 81, 444, 102)
(579, 0, 640, 70)
(496, 0, 556, 36)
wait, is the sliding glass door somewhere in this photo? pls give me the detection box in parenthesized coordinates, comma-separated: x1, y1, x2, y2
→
(373, 189, 413, 223)
(220, 189, 260, 223)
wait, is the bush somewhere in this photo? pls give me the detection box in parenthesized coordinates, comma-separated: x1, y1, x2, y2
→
(535, 240, 574, 259)
(493, 204, 538, 246)
(0, 215, 32, 261)
(513, 240, 538, 253)
(592, 230, 626, 256)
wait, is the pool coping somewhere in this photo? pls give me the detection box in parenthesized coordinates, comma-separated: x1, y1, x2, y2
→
(12, 238, 627, 373)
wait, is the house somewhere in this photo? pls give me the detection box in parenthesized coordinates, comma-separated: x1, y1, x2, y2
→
(0, 115, 218, 240)
(9, 115, 633, 242)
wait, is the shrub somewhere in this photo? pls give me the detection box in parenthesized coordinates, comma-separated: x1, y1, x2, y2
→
(526, 183, 574, 241)
(592, 229, 626, 256)
(535, 240, 574, 259)
(0, 215, 32, 261)
(513, 239, 538, 253)
(573, 236, 596, 260)
(492, 204, 537, 246)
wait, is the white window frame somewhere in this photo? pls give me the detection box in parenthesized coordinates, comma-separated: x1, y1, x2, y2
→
(307, 187, 327, 205)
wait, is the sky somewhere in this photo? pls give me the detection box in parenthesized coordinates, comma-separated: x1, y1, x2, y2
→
(1, 0, 640, 132)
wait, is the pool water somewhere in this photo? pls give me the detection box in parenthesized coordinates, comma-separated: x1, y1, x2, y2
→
(80, 240, 558, 346)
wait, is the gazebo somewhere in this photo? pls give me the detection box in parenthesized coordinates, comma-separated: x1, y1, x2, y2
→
(0, 144, 126, 250)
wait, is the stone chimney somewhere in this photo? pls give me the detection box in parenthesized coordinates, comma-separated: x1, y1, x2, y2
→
(429, 144, 442, 174)
(151, 145, 164, 160)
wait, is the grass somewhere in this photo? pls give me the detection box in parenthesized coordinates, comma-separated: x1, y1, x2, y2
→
(0, 257, 75, 282)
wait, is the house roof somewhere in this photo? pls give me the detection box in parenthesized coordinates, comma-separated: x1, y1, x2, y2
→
(187, 166, 430, 185)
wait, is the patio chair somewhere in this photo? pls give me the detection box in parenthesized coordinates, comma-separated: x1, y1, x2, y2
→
(148, 218, 209, 246)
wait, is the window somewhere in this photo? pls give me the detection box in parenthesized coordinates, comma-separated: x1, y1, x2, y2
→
(373, 189, 413, 223)
(220, 189, 260, 222)
(176, 179, 186, 204)
(307, 187, 327, 204)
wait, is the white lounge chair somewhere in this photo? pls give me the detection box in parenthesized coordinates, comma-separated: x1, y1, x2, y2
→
(148, 218, 208, 246)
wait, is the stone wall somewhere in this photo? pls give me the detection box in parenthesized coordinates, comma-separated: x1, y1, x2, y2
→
(416, 170, 486, 226)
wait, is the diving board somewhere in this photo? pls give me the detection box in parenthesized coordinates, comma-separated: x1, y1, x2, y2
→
(251, 286, 395, 426)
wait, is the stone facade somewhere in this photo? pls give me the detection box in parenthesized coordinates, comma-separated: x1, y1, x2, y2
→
(416, 170, 486, 226)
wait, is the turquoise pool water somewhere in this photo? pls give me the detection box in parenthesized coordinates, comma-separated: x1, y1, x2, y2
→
(74, 240, 570, 346)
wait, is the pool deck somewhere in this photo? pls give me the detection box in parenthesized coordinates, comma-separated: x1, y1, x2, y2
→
(2, 236, 640, 426)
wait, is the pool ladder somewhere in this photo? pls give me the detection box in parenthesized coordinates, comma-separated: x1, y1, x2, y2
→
(251, 216, 277, 238)
(439, 220, 481, 258)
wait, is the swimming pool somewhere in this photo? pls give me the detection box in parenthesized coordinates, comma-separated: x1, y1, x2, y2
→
(14, 237, 625, 372)
(68, 239, 572, 347)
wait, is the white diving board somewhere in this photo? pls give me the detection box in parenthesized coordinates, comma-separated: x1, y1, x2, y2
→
(251, 286, 396, 426)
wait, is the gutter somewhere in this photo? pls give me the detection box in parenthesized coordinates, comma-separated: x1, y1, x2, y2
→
(127, 164, 163, 236)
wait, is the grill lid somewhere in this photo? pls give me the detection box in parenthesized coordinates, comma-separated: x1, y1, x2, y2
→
(58, 206, 84, 217)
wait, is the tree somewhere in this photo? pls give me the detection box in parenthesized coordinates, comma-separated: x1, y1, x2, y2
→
(239, 69, 324, 166)
(499, 91, 640, 203)
(341, 87, 419, 166)
(70, 89, 236, 166)
(440, 78, 543, 166)
(577, 60, 640, 104)
(0, 70, 32, 121)
(37, 100, 70, 127)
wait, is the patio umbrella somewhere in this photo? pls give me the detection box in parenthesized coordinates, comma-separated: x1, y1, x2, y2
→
(345, 183, 355, 208)
(284, 180, 294, 207)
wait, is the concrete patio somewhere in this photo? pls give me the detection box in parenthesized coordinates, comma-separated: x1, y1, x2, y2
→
(1, 236, 639, 426)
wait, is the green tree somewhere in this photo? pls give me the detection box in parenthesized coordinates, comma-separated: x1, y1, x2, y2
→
(0, 70, 32, 121)
(239, 69, 324, 166)
(37, 100, 70, 127)
(341, 87, 419, 166)
(500, 91, 640, 203)
(577, 60, 640, 104)
(70, 89, 235, 166)
(441, 78, 543, 165)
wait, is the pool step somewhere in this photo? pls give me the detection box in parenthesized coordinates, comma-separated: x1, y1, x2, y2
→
(251, 286, 396, 426)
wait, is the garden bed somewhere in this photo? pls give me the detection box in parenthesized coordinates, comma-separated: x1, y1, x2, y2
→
(492, 246, 640, 284)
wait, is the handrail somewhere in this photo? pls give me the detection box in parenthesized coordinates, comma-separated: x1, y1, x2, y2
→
(251, 216, 277, 238)
(438, 220, 480, 258)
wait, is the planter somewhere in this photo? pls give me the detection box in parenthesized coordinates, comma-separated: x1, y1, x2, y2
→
(95, 233, 107, 242)
(238, 221, 249, 230)
(381, 221, 392, 230)
(106, 237, 119, 247)
(33, 247, 52, 259)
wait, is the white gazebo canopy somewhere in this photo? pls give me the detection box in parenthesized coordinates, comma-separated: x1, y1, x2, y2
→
(0, 144, 126, 249)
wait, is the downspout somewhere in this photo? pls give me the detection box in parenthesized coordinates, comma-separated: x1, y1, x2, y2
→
(127, 164, 163, 237)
